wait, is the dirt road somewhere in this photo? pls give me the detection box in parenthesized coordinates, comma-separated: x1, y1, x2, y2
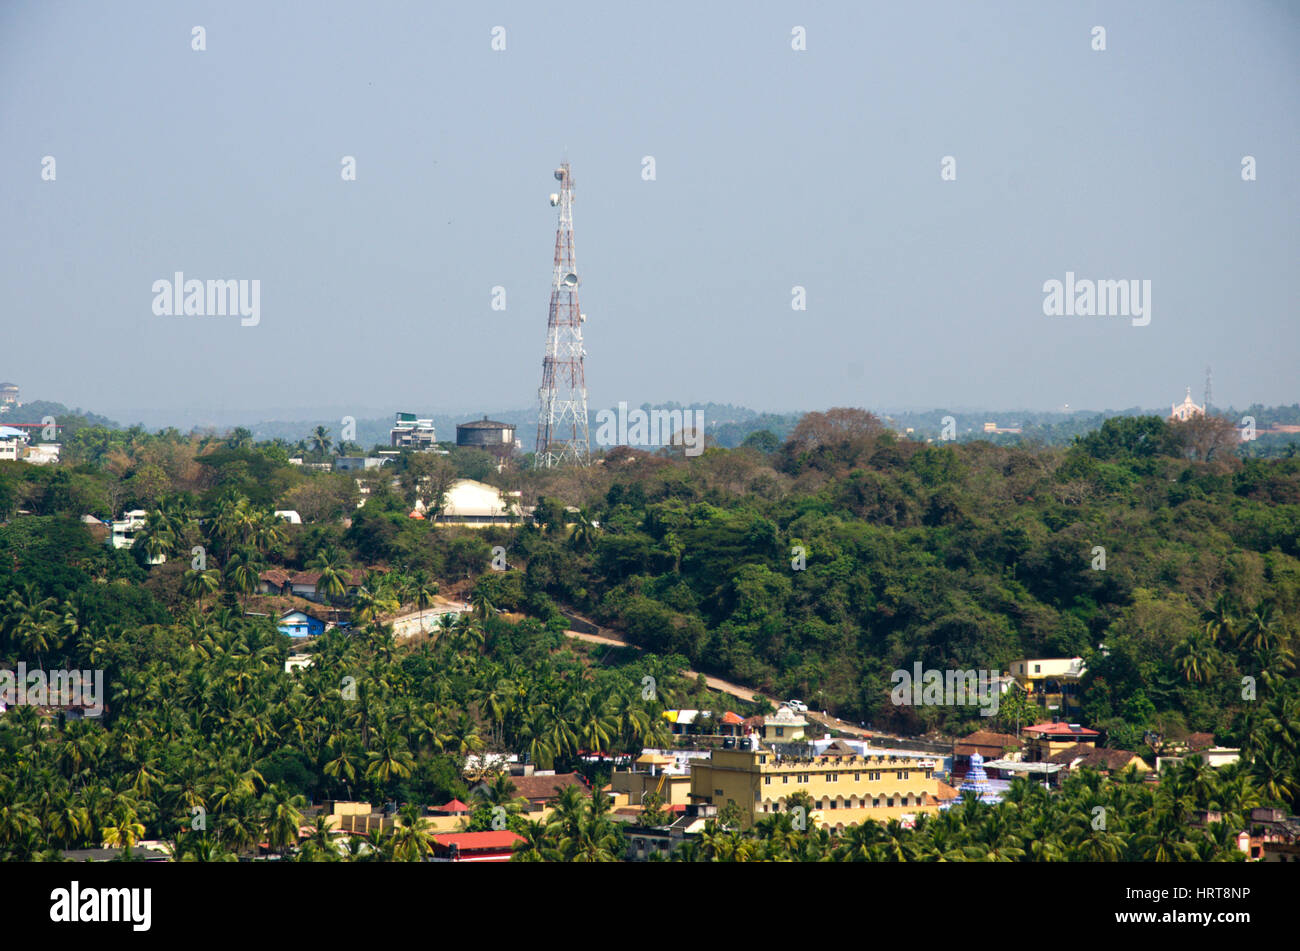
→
(562, 625, 874, 739)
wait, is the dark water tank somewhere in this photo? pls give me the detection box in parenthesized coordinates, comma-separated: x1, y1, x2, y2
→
(456, 417, 516, 452)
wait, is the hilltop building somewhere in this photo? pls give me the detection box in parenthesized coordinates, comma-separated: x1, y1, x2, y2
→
(1009, 657, 1086, 716)
(1170, 387, 1206, 422)
(432, 478, 530, 526)
(390, 413, 438, 449)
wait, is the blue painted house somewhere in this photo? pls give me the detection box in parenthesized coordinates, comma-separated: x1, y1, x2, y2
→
(278, 609, 326, 639)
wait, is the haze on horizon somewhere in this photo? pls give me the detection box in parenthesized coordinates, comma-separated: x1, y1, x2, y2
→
(2, 1, 1297, 428)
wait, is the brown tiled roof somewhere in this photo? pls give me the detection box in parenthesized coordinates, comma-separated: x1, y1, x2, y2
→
(244, 594, 336, 622)
(1048, 745, 1145, 771)
(1186, 732, 1216, 751)
(509, 772, 588, 801)
(274, 568, 374, 586)
(934, 781, 960, 802)
(955, 731, 1023, 758)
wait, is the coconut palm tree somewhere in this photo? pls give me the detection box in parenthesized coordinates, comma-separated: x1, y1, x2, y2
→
(1173, 631, 1220, 684)
(181, 567, 221, 611)
(310, 426, 332, 459)
(1239, 601, 1283, 653)
(364, 729, 415, 786)
(569, 507, 598, 552)
(391, 804, 433, 862)
(511, 818, 553, 862)
(101, 804, 146, 850)
(309, 548, 351, 606)
(224, 548, 264, 610)
(261, 784, 307, 856)
(1202, 593, 1238, 647)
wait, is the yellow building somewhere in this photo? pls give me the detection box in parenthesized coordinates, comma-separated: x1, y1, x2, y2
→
(689, 745, 942, 831)
(760, 707, 808, 744)
(611, 752, 696, 807)
(1010, 657, 1086, 716)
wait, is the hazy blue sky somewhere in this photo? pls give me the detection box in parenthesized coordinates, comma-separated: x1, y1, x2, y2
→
(2, 1, 1297, 428)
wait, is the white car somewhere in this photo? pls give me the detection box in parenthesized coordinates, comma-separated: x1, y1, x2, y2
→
(785, 699, 808, 712)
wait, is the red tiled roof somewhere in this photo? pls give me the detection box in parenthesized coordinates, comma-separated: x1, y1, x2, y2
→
(720, 711, 745, 725)
(432, 831, 523, 850)
(437, 799, 470, 812)
(1186, 732, 1215, 751)
(1025, 722, 1099, 737)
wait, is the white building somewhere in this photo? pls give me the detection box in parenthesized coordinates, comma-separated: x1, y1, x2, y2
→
(390, 413, 438, 449)
(110, 510, 164, 562)
(110, 510, 149, 549)
(1170, 387, 1206, 422)
(1, 424, 27, 461)
(435, 479, 530, 526)
(24, 444, 61, 465)
(284, 653, 314, 674)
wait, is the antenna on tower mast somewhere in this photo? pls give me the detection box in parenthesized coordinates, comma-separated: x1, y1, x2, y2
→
(534, 161, 590, 468)
(1204, 365, 1212, 413)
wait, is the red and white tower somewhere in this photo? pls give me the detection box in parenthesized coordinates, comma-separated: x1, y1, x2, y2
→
(535, 162, 590, 468)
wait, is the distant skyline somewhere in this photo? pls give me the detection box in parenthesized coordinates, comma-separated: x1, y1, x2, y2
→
(3, 2, 1297, 424)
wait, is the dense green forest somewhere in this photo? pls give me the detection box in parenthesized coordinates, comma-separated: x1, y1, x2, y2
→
(1, 406, 1297, 860)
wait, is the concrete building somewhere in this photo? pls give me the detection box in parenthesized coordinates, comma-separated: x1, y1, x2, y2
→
(108, 510, 166, 564)
(277, 608, 328, 639)
(390, 413, 438, 449)
(689, 740, 943, 831)
(1022, 721, 1100, 761)
(624, 803, 717, 861)
(1009, 657, 1086, 716)
(110, 510, 148, 550)
(435, 478, 530, 526)
(334, 456, 390, 472)
(430, 831, 523, 863)
(759, 706, 808, 745)
(611, 750, 709, 808)
(284, 653, 314, 674)
(0, 382, 18, 410)
(23, 443, 60, 465)
(0, 426, 22, 461)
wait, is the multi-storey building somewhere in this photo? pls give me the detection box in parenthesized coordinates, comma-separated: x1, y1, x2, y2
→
(689, 742, 942, 831)
(389, 412, 438, 449)
(1009, 657, 1086, 716)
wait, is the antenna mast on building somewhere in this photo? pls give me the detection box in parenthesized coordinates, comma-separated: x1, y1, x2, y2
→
(1203, 365, 1213, 413)
(535, 161, 589, 468)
